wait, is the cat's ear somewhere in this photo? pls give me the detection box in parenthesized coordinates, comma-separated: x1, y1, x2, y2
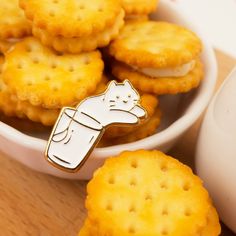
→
(108, 81, 117, 90)
(123, 80, 133, 90)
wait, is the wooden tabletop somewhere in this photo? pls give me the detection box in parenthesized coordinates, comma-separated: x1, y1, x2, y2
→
(0, 50, 235, 236)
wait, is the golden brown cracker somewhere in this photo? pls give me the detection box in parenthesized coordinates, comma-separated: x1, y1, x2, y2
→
(0, 75, 108, 127)
(200, 206, 221, 236)
(32, 10, 124, 54)
(14, 75, 109, 126)
(0, 113, 51, 134)
(0, 40, 16, 54)
(20, 75, 108, 126)
(86, 150, 212, 236)
(0, 56, 4, 70)
(14, 99, 60, 126)
(109, 21, 202, 68)
(78, 224, 90, 236)
(20, 0, 122, 38)
(0, 80, 25, 118)
(122, 0, 158, 15)
(102, 109, 161, 146)
(104, 94, 159, 139)
(0, 55, 59, 125)
(94, 75, 110, 94)
(2, 37, 104, 109)
(0, 73, 59, 126)
(0, 0, 31, 39)
(0, 56, 22, 117)
(80, 199, 221, 236)
(125, 14, 149, 23)
(78, 219, 97, 236)
(112, 59, 204, 95)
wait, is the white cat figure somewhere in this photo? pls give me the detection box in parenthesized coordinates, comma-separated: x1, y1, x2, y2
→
(45, 80, 147, 172)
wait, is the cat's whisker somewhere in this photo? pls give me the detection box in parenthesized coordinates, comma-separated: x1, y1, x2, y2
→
(109, 100, 116, 103)
(110, 104, 116, 107)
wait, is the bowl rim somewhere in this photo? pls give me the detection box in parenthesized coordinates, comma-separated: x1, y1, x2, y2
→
(0, 0, 218, 159)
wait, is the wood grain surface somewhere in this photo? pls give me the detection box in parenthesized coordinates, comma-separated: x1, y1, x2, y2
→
(0, 50, 235, 236)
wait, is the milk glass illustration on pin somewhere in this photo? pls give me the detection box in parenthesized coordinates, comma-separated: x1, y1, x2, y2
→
(45, 80, 147, 172)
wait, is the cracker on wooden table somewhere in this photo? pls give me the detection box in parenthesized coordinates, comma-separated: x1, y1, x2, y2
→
(2, 37, 104, 109)
(86, 150, 213, 236)
(104, 93, 159, 139)
(78, 218, 96, 236)
(112, 60, 204, 95)
(20, 0, 122, 38)
(200, 206, 221, 236)
(79, 206, 221, 236)
(109, 21, 202, 68)
(0, 0, 31, 39)
(122, 0, 158, 15)
(32, 10, 124, 54)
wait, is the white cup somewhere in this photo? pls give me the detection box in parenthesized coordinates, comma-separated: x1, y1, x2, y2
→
(196, 67, 236, 233)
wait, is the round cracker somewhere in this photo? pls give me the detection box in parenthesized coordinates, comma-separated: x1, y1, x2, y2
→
(86, 150, 212, 236)
(101, 109, 161, 146)
(200, 206, 221, 236)
(122, 0, 158, 15)
(2, 37, 104, 109)
(0, 0, 31, 39)
(16, 75, 109, 126)
(0, 74, 59, 126)
(104, 94, 159, 139)
(0, 72, 108, 126)
(32, 10, 125, 54)
(109, 21, 202, 68)
(79, 206, 221, 236)
(20, 0, 122, 38)
(78, 219, 97, 236)
(112, 59, 204, 95)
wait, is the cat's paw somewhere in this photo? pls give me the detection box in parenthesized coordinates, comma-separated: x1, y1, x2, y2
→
(130, 105, 147, 119)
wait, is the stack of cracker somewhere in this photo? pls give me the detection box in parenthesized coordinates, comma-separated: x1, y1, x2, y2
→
(79, 150, 221, 236)
(0, 0, 205, 146)
(20, 0, 125, 54)
(108, 21, 204, 95)
(0, 0, 122, 127)
(122, 0, 158, 21)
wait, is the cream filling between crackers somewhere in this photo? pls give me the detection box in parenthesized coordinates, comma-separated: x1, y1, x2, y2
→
(131, 60, 196, 78)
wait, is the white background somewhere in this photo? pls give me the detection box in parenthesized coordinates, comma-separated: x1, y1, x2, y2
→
(169, 0, 236, 58)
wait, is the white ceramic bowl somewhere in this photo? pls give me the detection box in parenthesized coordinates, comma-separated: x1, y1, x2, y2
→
(0, 0, 217, 180)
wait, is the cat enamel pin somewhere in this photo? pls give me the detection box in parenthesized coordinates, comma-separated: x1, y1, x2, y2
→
(45, 80, 147, 172)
